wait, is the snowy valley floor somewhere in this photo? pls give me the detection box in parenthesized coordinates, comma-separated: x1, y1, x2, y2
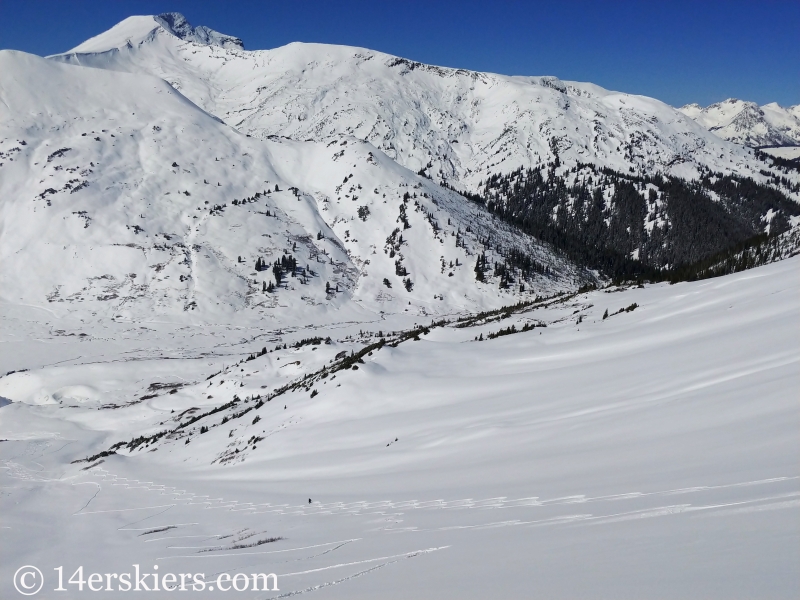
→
(1, 257, 799, 599)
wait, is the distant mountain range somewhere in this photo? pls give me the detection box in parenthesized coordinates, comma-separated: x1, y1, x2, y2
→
(679, 99, 800, 148)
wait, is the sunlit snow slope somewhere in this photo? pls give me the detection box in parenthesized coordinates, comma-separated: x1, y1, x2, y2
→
(1, 257, 798, 599)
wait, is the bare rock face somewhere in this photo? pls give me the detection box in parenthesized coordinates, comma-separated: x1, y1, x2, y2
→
(154, 12, 244, 50)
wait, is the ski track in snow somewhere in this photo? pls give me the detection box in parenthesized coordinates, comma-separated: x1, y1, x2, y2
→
(65, 467, 800, 520)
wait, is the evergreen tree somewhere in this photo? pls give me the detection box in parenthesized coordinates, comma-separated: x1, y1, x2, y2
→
(474, 252, 486, 282)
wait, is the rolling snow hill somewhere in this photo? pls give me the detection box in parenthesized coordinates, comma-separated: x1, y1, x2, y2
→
(680, 99, 800, 148)
(52, 13, 781, 192)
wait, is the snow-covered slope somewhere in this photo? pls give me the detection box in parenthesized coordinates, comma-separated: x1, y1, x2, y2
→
(0, 50, 584, 326)
(52, 13, 774, 191)
(2, 256, 797, 598)
(680, 99, 800, 148)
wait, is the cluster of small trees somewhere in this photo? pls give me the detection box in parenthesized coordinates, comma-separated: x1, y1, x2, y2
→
(385, 227, 403, 258)
(253, 253, 312, 291)
(602, 303, 638, 320)
(422, 208, 439, 233)
(293, 336, 332, 348)
(245, 347, 268, 361)
(231, 190, 268, 206)
(398, 196, 411, 229)
(493, 261, 515, 288)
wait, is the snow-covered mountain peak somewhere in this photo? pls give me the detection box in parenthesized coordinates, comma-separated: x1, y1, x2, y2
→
(3, 14, 800, 596)
(7, 14, 796, 328)
(63, 12, 243, 55)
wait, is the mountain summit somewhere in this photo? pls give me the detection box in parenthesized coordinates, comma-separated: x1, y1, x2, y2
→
(3, 9, 799, 599)
(64, 12, 243, 55)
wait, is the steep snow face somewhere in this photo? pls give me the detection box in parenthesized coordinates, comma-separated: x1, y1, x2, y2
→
(53, 18, 767, 191)
(0, 50, 584, 326)
(64, 12, 243, 54)
(679, 99, 800, 148)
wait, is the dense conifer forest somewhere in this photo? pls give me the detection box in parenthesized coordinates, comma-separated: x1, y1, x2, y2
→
(473, 162, 800, 282)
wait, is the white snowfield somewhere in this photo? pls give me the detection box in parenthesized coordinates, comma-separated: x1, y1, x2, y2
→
(1, 12, 798, 599)
(1, 257, 798, 598)
(680, 100, 800, 148)
(50, 14, 776, 191)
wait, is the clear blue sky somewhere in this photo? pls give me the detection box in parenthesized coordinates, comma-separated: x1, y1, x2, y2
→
(1, 0, 796, 107)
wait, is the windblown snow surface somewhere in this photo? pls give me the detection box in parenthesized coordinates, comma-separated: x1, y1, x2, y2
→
(1, 13, 799, 600)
